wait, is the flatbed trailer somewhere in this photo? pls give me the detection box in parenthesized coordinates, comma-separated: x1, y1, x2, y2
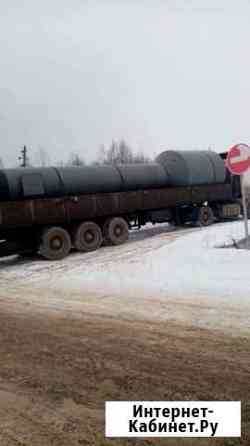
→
(0, 180, 242, 260)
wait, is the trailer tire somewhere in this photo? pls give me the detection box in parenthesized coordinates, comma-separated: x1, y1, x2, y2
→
(39, 226, 71, 260)
(103, 217, 129, 245)
(197, 206, 214, 226)
(73, 221, 102, 252)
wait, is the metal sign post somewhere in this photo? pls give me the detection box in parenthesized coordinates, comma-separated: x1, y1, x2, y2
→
(240, 174, 249, 247)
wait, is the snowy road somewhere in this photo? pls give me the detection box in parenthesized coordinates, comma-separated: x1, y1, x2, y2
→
(0, 221, 249, 336)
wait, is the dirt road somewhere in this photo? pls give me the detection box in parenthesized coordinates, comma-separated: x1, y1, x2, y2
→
(0, 225, 248, 445)
(0, 306, 248, 446)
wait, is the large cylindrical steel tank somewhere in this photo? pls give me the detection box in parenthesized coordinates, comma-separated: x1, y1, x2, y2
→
(116, 163, 167, 191)
(0, 164, 169, 201)
(0, 166, 123, 201)
(56, 165, 122, 195)
(0, 150, 226, 202)
(0, 168, 62, 201)
(155, 150, 226, 186)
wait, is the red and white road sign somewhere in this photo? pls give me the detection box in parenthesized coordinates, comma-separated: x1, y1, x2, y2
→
(226, 143, 250, 175)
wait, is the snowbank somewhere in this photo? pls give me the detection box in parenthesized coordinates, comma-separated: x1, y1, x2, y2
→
(58, 221, 250, 305)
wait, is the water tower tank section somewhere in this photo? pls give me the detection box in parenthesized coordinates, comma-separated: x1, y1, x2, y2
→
(0, 168, 62, 201)
(156, 150, 226, 186)
(116, 163, 168, 191)
(56, 165, 122, 195)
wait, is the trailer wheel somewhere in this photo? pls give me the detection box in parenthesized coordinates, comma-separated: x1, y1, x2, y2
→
(39, 227, 71, 260)
(197, 206, 214, 226)
(103, 217, 129, 245)
(73, 221, 102, 252)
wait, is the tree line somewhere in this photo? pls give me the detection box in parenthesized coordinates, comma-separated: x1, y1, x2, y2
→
(0, 139, 152, 169)
(52, 139, 151, 167)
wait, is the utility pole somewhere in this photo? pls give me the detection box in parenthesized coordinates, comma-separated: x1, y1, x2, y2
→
(19, 145, 28, 167)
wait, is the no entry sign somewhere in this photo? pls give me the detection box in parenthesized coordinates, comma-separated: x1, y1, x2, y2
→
(226, 143, 250, 247)
(226, 143, 250, 175)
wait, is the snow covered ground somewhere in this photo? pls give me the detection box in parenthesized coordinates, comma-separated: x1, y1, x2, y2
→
(0, 221, 249, 335)
(1, 220, 250, 303)
(53, 220, 250, 306)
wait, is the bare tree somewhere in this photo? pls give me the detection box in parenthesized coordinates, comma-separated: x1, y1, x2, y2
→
(117, 139, 133, 164)
(96, 139, 150, 165)
(67, 152, 85, 167)
(96, 140, 132, 165)
(94, 144, 107, 165)
(33, 147, 50, 167)
(0, 157, 4, 168)
(133, 151, 151, 164)
(37, 147, 50, 167)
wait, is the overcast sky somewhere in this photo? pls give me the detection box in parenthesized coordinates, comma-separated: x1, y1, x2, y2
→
(0, 0, 250, 166)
